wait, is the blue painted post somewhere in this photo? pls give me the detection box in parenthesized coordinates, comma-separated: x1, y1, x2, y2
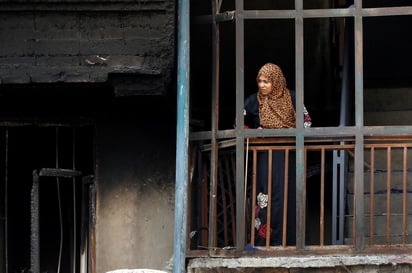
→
(174, 0, 190, 272)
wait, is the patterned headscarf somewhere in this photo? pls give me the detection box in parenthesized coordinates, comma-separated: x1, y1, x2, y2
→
(256, 63, 296, 128)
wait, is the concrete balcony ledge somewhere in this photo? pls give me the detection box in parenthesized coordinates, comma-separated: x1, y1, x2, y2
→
(187, 254, 412, 272)
(106, 269, 168, 273)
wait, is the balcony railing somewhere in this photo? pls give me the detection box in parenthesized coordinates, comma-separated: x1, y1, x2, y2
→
(187, 136, 412, 255)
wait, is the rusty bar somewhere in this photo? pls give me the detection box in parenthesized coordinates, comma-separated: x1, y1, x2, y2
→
(402, 146, 407, 245)
(201, 162, 208, 246)
(250, 150, 257, 245)
(235, 0, 246, 250)
(208, 0, 220, 250)
(228, 156, 236, 244)
(208, 145, 218, 248)
(266, 151, 273, 248)
(218, 159, 228, 245)
(386, 147, 391, 245)
(320, 148, 325, 246)
(282, 149, 289, 247)
(189, 125, 412, 141)
(369, 147, 375, 246)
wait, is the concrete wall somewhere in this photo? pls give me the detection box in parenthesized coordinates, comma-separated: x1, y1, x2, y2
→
(95, 97, 176, 273)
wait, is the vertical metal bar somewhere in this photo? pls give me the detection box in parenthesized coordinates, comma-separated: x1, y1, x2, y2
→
(402, 147, 407, 245)
(338, 150, 346, 245)
(250, 150, 257, 245)
(31, 170, 40, 273)
(354, 0, 365, 251)
(282, 149, 290, 247)
(295, 0, 305, 250)
(173, 0, 190, 271)
(370, 147, 375, 246)
(266, 151, 273, 248)
(201, 163, 208, 246)
(386, 147, 391, 245)
(235, 0, 246, 250)
(208, 0, 220, 249)
(228, 156, 237, 244)
(320, 148, 325, 246)
(218, 160, 228, 245)
(332, 150, 338, 244)
(332, 148, 346, 245)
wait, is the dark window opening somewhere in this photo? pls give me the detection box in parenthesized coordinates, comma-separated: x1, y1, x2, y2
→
(0, 125, 95, 273)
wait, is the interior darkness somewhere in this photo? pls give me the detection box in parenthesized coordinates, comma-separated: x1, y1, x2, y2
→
(0, 85, 98, 273)
(0, 82, 177, 273)
(4, 126, 94, 273)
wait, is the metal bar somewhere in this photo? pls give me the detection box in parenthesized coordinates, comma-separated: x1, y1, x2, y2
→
(302, 8, 355, 18)
(250, 150, 257, 245)
(201, 162, 209, 246)
(386, 147, 391, 245)
(363, 7, 412, 17)
(282, 149, 289, 247)
(402, 147, 408, 245)
(194, 6, 412, 22)
(218, 159, 228, 245)
(354, 0, 365, 251)
(38, 168, 81, 178)
(369, 148, 375, 246)
(208, 0, 220, 250)
(228, 156, 236, 244)
(295, 0, 305, 250)
(243, 9, 296, 19)
(265, 151, 273, 249)
(338, 149, 347, 245)
(320, 148, 325, 246)
(235, 0, 246, 250)
(173, 0, 190, 271)
(190, 125, 412, 141)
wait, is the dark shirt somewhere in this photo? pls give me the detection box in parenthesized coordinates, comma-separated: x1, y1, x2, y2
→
(243, 90, 297, 129)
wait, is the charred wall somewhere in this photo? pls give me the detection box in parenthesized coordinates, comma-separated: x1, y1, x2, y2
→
(0, 0, 177, 272)
(0, 0, 175, 96)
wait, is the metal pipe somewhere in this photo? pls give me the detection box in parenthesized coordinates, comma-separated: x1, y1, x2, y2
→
(173, 0, 190, 271)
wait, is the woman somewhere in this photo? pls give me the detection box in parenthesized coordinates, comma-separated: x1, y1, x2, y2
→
(244, 63, 311, 246)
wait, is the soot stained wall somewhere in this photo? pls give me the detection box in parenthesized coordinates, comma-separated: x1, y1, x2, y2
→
(95, 96, 176, 273)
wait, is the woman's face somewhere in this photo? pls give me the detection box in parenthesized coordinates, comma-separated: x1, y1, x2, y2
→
(257, 75, 272, 96)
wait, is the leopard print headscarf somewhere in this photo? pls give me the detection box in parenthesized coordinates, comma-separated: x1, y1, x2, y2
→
(257, 63, 296, 128)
